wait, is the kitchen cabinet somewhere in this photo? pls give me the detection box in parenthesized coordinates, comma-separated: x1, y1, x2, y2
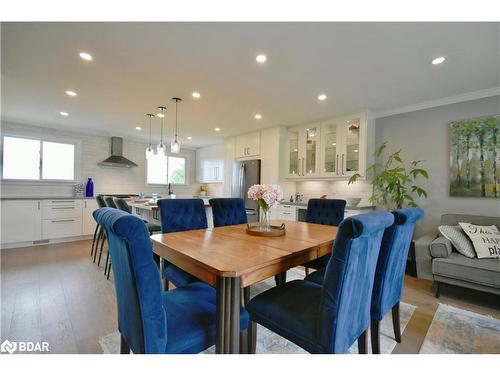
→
(196, 144, 224, 183)
(235, 131, 260, 158)
(82, 199, 99, 235)
(285, 124, 321, 178)
(42, 199, 83, 239)
(285, 112, 367, 180)
(278, 204, 297, 221)
(1, 200, 42, 244)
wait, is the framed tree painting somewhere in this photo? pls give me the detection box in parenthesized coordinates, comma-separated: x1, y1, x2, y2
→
(449, 115, 499, 198)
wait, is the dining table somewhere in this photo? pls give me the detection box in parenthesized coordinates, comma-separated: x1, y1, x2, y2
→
(151, 219, 338, 354)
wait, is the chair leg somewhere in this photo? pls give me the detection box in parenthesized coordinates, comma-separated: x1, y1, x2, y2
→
(305, 267, 310, 276)
(161, 258, 169, 291)
(392, 302, 401, 343)
(435, 281, 441, 298)
(357, 329, 369, 354)
(93, 227, 103, 263)
(370, 320, 381, 354)
(274, 271, 287, 286)
(104, 251, 110, 274)
(90, 224, 100, 258)
(120, 334, 130, 354)
(97, 233, 106, 267)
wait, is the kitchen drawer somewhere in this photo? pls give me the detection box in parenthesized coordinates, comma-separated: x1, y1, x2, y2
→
(43, 199, 82, 207)
(42, 218, 82, 239)
(43, 205, 83, 219)
(278, 205, 297, 221)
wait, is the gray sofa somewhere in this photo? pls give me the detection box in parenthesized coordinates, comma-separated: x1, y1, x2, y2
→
(415, 214, 500, 297)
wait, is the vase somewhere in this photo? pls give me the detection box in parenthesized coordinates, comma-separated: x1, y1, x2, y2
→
(260, 209, 271, 232)
(85, 178, 94, 197)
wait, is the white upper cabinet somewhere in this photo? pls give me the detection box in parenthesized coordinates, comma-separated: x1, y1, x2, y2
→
(196, 144, 225, 183)
(235, 131, 260, 159)
(285, 112, 367, 180)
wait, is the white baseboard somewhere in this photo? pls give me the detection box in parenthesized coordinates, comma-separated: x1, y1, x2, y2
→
(1, 235, 93, 250)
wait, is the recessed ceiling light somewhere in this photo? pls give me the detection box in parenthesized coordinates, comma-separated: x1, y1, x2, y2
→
(254, 114, 262, 120)
(157, 113, 164, 118)
(135, 126, 142, 130)
(354, 149, 359, 153)
(331, 143, 336, 146)
(65, 90, 77, 97)
(256, 54, 267, 63)
(431, 57, 446, 65)
(187, 136, 192, 140)
(318, 94, 327, 101)
(192, 92, 201, 99)
(214, 127, 221, 132)
(60, 111, 69, 116)
(79, 52, 93, 61)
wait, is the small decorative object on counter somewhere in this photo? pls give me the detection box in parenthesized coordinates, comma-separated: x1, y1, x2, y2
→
(73, 183, 85, 197)
(199, 185, 207, 197)
(85, 178, 94, 197)
(247, 184, 283, 232)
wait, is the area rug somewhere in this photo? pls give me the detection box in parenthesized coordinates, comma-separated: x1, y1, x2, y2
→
(419, 303, 500, 354)
(99, 268, 416, 354)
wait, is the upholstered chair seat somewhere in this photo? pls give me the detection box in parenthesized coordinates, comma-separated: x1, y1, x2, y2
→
(247, 211, 394, 354)
(93, 207, 249, 354)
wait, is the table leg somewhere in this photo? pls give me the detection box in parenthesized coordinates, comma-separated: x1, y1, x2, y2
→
(243, 287, 257, 354)
(216, 276, 241, 354)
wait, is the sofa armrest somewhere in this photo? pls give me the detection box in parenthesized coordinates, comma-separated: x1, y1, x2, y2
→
(430, 236, 452, 258)
(415, 233, 438, 281)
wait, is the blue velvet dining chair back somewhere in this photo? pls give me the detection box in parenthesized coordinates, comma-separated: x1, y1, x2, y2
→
(157, 198, 208, 233)
(318, 211, 394, 353)
(371, 208, 424, 321)
(305, 199, 346, 226)
(209, 198, 247, 227)
(93, 207, 166, 354)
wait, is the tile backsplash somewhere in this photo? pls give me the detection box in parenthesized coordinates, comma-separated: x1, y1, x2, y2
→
(293, 180, 372, 205)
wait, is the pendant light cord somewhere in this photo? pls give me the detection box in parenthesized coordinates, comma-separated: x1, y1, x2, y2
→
(175, 100, 178, 138)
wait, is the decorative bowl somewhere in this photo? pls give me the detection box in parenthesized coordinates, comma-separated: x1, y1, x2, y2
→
(345, 197, 362, 207)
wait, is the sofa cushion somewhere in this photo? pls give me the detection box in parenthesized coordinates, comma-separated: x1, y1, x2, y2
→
(458, 223, 500, 259)
(430, 236, 453, 258)
(432, 253, 500, 289)
(438, 225, 476, 258)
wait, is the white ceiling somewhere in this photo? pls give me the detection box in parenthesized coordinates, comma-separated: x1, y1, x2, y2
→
(2, 22, 499, 147)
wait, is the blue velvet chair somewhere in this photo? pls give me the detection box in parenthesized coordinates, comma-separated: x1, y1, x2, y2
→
(305, 208, 424, 353)
(209, 198, 247, 227)
(246, 211, 394, 353)
(302, 199, 346, 271)
(93, 207, 249, 354)
(157, 199, 208, 289)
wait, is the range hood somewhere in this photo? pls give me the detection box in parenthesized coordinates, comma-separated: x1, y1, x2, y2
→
(98, 137, 138, 168)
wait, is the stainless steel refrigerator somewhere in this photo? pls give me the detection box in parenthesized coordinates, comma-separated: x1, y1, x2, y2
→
(232, 159, 261, 222)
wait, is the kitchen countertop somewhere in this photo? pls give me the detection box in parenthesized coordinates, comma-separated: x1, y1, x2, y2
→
(0, 196, 96, 200)
(279, 201, 375, 210)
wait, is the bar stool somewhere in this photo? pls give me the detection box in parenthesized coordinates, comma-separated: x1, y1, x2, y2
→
(91, 195, 107, 262)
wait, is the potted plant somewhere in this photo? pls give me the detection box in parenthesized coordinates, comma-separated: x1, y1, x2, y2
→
(348, 142, 429, 210)
(247, 184, 283, 231)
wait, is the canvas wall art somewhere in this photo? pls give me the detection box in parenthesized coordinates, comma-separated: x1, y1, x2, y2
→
(449, 115, 499, 198)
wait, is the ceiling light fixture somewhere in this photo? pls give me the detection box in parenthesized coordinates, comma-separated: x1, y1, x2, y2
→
(145, 114, 155, 159)
(187, 136, 192, 140)
(256, 54, 267, 63)
(65, 90, 77, 97)
(214, 127, 221, 132)
(431, 57, 446, 65)
(60, 111, 69, 116)
(135, 126, 142, 130)
(192, 92, 201, 99)
(171, 97, 182, 154)
(157, 106, 167, 157)
(79, 52, 93, 61)
(254, 114, 262, 120)
(318, 94, 327, 101)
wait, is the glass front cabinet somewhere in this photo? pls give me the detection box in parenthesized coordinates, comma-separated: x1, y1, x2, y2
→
(286, 112, 367, 180)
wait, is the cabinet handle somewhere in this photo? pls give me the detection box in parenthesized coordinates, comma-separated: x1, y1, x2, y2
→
(336, 154, 339, 175)
(52, 200, 75, 203)
(302, 159, 305, 176)
(297, 158, 301, 176)
(37, 201, 41, 210)
(51, 206, 75, 209)
(51, 219, 75, 223)
(341, 153, 345, 175)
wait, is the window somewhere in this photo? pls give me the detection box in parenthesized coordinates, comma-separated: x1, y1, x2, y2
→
(2, 136, 76, 181)
(146, 155, 187, 185)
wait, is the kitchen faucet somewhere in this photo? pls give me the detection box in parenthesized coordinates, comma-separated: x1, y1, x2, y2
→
(168, 183, 174, 196)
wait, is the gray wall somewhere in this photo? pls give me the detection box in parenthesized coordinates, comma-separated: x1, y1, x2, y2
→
(375, 95, 500, 235)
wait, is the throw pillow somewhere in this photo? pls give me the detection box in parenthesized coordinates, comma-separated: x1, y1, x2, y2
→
(458, 223, 500, 259)
(438, 225, 476, 258)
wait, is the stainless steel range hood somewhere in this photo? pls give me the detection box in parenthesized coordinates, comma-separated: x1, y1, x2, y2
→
(98, 137, 138, 168)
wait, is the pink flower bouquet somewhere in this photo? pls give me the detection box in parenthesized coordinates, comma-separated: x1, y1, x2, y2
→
(247, 184, 283, 210)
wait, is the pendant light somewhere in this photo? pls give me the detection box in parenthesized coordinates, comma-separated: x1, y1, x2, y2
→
(157, 106, 167, 157)
(145, 113, 155, 159)
(171, 97, 182, 154)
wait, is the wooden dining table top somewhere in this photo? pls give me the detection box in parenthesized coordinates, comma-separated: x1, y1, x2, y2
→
(151, 220, 338, 288)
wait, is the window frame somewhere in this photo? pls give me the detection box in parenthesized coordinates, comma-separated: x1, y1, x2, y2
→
(0, 133, 81, 184)
(145, 154, 188, 186)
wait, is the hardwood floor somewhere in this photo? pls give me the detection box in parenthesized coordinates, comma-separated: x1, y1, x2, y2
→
(1, 239, 499, 354)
